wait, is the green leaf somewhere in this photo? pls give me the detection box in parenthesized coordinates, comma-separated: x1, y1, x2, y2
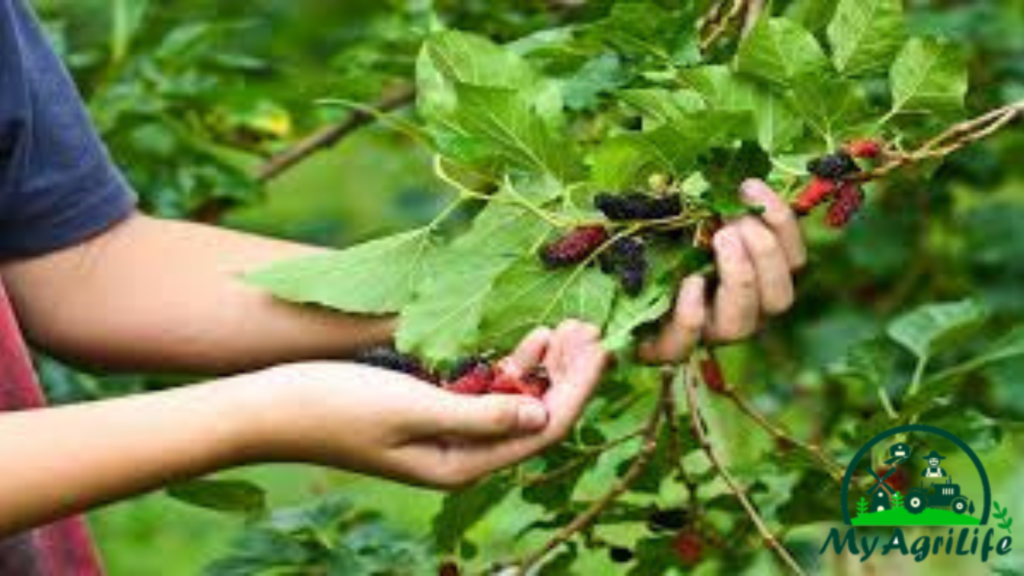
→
(479, 257, 617, 351)
(633, 110, 754, 176)
(445, 83, 582, 181)
(735, 17, 829, 86)
(246, 229, 438, 314)
(588, 136, 662, 190)
(886, 299, 990, 361)
(888, 37, 968, 118)
(167, 479, 267, 517)
(586, 3, 701, 67)
(679, 66, 804, 152)
(561, 53, 629, 111)
(398, 193, 555, 362)
(787, 75, 870, 145)
(827, 0, 906, 77)
(432, 475, 512, 553)
(602, 286, 673, 352)
(618, 88, 705, 123)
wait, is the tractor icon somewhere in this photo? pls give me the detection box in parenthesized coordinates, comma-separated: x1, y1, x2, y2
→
(905, 476, 973, 515)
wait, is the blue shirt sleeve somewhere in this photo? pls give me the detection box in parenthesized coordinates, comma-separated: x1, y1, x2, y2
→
(0, 0, 136, 259)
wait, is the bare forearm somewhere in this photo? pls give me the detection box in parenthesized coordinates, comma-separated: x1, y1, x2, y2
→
(1, 214, 394, 373)
(0, 375, 254, 537)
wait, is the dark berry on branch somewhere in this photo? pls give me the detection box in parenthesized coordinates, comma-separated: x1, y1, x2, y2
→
(844, 139, 883, 159)
(672, 530, 704, 566)
(825, 182, 865, 228)
(792, 177, 837, 215)
(602, 237, 647, 296)
(594, 192, 682, 221)
(438, 561, 460, 576)
(620, 264, 647, 296)
(356, 347, 435, 382)
(807, 151, 859, 180)
(609, 547, 635, 563)
(648, 508, 689, 531)
(539, 225, 609, 268)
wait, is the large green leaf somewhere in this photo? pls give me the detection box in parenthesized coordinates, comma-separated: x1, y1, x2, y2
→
(432, 475, 512, 553)
(245, 229, 438, 314)
(397, 191, 556, 362)
(679, 66, 803, 152)
(827, 0, 906, 77)
(787, 75, 870, 145)
(585, 3, 701, 67)
(632, 110, 754, 176)
(601, 286, 673, 353)
(888, 37, 968, 118)
(886, 299, 990, 362)
(479, 257, 617, 351)
(735, 17, 829, 86)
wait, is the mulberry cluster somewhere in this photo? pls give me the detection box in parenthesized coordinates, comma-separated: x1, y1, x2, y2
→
(594, 192, 682, 221)
(795, 140, 883, 227)
(599, 237, 649, 296)
(540, 225, 609, 269)
(444, 358, 551, 399)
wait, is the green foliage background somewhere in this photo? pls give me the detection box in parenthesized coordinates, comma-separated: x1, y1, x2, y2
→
(27, 0, 1024, 574)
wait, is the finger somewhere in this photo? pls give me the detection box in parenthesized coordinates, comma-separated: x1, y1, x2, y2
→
(740, 179, 807, 269)
(706, 228, 759, 341)
(497, 326, 552, 378)
(735, 217, 794, 316)
(432, 394, 550, 439)
(639, 275, 706, 363)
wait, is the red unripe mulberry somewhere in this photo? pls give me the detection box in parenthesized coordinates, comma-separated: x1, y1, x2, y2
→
(444, 364, 493, 395)
(539, 225, 609, 268)
(700, 354, 728, 394)
(672, 530, 704, 566)
(489, 366, 550, 398)
(825, 183, 865, 228)
(845, 139, 883, 159)
(792, 177, 836, 215)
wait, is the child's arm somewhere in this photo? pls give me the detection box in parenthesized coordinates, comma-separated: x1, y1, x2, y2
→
(0, 322, 606, 538)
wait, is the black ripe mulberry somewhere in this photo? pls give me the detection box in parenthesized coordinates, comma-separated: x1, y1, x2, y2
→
(825, 182, 865, 228)
(594, 192, 682, 221)
(807, 151, 859, 180)
(600, 237, 648, 296)
(540, 225, 609, 268)
(608, 547, 635, 563)
(356, 347, 435, 381)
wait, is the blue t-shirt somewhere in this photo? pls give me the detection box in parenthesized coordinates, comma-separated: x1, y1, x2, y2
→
(0, 0, 135, 260)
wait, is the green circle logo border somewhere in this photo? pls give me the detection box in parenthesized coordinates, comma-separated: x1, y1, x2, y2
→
(840, 424, 991, 525)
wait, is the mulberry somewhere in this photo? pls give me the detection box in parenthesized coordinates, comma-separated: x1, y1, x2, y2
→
(608, 547, 635, 563)
(444, 364, 494, 396)
(672, 530, 704, 566)
(648, 508, 689, 531)
(489, 366, 550, 399)
(700, 354, 728, 394)
(807, 151, 859, 180)
(448, 355, 492, 381)
(599, 237, 648, 296)
(844, 139, 883, 159)
(792, 177, 837, 215)
(825, 182, 865, 228)
(356, 347, 436, 382)
(540, 225, 609, 269)
(594, 192, 682, 221)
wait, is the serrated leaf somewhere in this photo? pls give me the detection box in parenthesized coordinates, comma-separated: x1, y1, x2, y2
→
(680, 66, 803, 152)
(889, 37, 968, 118)
(397, 193, 555, 362)
(432, 475, 512, 553)
(246, 229, 438, 314)
(586, 3, 700, 67)
(787, 75, 870, 145)
(735, 17, 829, 86)
(632, 110, 754, 176)
(827, 0, 906, 77)
(479, 257, 617, 351)
(618, 88, 705, 123)
(167, 479, 267, 517)
(561, 52, 629, 111)
(886, 299, 989, 362)
(602, 286, 673, 352)
(588, 136, 661, 190)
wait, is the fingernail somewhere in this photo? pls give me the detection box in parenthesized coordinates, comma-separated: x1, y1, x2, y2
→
(714, 230, 736, 252)
(740, 180, 766, 202)
(682, 276, 705, 306)
(517, 401, 548, 431)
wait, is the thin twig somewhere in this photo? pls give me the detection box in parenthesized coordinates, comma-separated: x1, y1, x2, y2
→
(723, 388, 845, 481)
(684, 358, 807, 576)
(518, 428, 646, 487)
(254, 86, 416, 182)
(700, 0, 752, 51)
(515, 371, 671, 573)
(857, 101, 1024, 183)
(660, 366, 700, 505)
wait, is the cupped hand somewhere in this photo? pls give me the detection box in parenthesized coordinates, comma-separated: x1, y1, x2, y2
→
(639, 179, 806, 363)
(247, 320, 607, 489)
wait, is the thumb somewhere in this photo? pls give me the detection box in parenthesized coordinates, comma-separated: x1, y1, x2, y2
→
(438, 395, 549, 438)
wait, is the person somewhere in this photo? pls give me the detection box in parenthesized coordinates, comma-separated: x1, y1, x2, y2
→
(920, 450, 948, 478)
(0, 0, 807, 572)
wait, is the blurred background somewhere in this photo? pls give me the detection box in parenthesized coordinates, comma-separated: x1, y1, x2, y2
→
(26, 0, 1024, 573)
